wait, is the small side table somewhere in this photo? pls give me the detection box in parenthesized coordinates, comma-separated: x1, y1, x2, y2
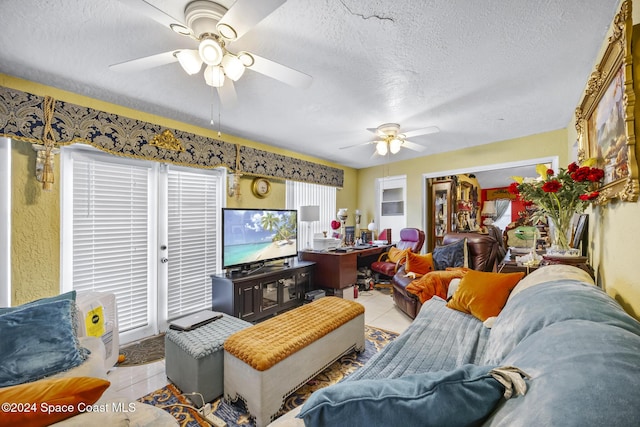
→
(498, 252, 594, 279)
(498, 257, 540, 276)
(540, 255, 594, 279)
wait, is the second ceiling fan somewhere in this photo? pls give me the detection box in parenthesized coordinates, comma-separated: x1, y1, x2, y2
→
(341, 123, 440, 156)
(111, 0, 313, 106)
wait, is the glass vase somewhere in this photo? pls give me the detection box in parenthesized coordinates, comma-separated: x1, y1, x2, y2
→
(546, 214, 579, 256)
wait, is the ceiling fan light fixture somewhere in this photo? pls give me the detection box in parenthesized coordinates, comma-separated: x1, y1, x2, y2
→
(175, 49, 203, 75)
(222, 54, 245, 81)
(217, 23, 237, 40)
(389, 138, 402, 154)
(204, 65, 225, 87)
(198, 36, 223, 65)
(237, 51, 255, 67)
(376, 141, 388, 156)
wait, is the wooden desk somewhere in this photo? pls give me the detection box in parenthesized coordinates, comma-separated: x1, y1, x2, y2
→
(300, 246, 391, 296)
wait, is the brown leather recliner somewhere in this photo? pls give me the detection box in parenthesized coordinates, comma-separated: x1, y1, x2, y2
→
(392, 232, 502, 319)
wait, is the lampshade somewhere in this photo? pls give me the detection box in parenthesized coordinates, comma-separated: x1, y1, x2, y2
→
(300, 205, 320, 222)
(198, 36, 223, 65)
(367, 220, 376, 232)
(204, 65, 225, 87)
(389, 138, 402, 154)
(481, 200, 497, 217)
(376, 141, 388, 156)
(175, 49, 203, 75)
(222, 54, 245, 81)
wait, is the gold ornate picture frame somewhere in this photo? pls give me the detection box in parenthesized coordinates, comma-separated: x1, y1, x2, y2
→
(575, 0, 639, 203)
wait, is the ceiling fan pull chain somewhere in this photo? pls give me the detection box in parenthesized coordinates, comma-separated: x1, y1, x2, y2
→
(217, 87, 222, 138)
(210, 86, 219, 126)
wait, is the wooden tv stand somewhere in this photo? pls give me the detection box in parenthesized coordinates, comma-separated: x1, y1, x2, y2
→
(210, 260, 315, 323)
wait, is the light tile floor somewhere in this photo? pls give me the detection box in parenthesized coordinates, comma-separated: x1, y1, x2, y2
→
(107, 289, 413, 401)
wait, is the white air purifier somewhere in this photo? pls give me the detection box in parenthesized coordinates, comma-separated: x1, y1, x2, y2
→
(76, 291, 120, 369)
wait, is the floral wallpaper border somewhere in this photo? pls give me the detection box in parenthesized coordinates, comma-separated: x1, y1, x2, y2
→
(0, 85, 344, 187)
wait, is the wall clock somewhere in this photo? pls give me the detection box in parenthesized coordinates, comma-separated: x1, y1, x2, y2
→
(252, 177, 271, 198)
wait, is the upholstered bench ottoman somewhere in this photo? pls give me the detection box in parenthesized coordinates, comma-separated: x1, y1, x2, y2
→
(165, 314, 251, 406)
(223, 297, 365, 427)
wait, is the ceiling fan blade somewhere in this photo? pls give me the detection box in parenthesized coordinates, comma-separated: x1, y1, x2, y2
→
(117, 0, 185, 30)
(339, 141, 372, 150)
(217, 81, 238, 109)
(217, 0, 286, 41)
(402, 140, 427, 152)
(402, 126, 440, 139)
(110, 51, 178, 72)
(246, 52, 312, 88)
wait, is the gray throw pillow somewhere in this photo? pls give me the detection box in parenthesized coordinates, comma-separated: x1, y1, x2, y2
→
(433, 238, 468, 270)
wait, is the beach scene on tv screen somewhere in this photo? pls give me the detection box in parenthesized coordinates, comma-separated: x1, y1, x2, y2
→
(224, 210, 297, 267)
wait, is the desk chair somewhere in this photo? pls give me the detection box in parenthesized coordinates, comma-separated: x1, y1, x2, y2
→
(371, 228, 425, 290)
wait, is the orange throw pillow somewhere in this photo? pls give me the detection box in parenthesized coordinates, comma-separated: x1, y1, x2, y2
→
(406, 269, 467, 303)
(446, 270, 525, 321)
(404, 252, 434, 278)
(386, 247, 410, 264)
(0, 376, 110, 427)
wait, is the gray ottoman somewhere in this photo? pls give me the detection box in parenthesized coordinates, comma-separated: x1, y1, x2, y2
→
(165, 314, 251, 406)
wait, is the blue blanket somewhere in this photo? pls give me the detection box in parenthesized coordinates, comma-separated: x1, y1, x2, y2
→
(345, 297, 489, 382)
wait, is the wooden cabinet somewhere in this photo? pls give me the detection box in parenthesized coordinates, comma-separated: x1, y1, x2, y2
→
(211, 260, 314, 322)
(430, 179, 457, 250)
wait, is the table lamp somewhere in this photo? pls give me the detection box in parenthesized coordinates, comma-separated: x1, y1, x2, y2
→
(300, 205, 320, 250)
(481, 200, 497, 225)
(337, 208, 348, 247)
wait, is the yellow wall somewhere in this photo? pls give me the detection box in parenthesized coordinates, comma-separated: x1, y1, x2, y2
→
(11, 139, 60, 303)
(567, 1, 640, 319)
(356, 129, 568, 230)
(3, 74, 356, 305)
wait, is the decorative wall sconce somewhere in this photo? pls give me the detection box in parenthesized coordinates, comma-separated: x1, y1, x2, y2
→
(228, 143, 243, 199)
(228, 171, 242, 199)
(33, 144, 59, 191)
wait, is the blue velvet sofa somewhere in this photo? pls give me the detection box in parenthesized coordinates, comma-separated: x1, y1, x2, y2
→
(269, 265, 640, 426)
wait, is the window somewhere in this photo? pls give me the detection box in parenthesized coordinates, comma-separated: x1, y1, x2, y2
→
(286, 181, 336, 250)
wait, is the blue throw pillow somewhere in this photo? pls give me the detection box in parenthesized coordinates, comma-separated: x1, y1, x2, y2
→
(297, 364, 503, 427)
(0, 290, 76, 315)
(433, 238, 468, 270)
(0, 298, 88, 387)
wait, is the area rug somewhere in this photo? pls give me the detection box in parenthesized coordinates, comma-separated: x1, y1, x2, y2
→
(117, 333, 165, 367)
(139, 325, 398, 427)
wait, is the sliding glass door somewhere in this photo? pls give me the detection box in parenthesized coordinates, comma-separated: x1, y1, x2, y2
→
(61, 146, 223, 344)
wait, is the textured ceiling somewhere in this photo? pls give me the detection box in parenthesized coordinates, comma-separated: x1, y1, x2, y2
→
(0, 0, 621, 175)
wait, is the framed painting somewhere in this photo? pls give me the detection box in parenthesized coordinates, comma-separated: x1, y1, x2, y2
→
(575, 0, 639, 203)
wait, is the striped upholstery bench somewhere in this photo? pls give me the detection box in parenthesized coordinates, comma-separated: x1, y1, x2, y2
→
(223, 297, 365, 427)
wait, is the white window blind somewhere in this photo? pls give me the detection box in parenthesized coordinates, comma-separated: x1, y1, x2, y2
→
(166, 168, 219, 319)
(286, 181, 336, 250)
(70, 153, 152, 333)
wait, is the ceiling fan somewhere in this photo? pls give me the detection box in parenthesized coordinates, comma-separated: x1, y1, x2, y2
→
(340, 123, 440, 156)
(111, 0, 313, 106)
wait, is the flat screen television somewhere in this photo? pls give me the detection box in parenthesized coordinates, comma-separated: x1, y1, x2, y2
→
(222, 208, 298, 271)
